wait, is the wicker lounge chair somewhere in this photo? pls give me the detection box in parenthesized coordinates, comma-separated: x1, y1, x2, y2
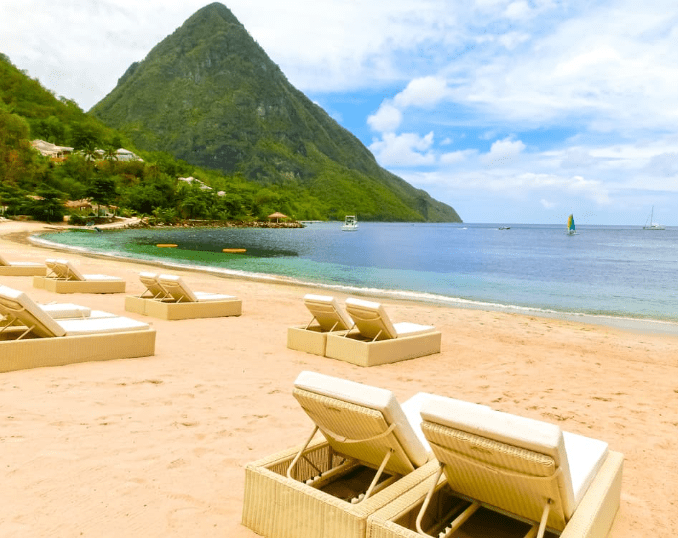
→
(324, 298, 441, 366)
(125, 273, 241, 320)
(368, 396, 623, 538)
(242, 371, 440, 538)
(0, 252, 46, 276)
(34, 258, 126, 294)
(0, 285, 155, 372)
(287, 294, 354, 355)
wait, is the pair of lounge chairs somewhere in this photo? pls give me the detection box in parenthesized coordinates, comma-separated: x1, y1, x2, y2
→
(242, 371, 623, 538)
(287, 294, 441, 366)
(33, 258, 126, 294)
(0, 252, 46, 276)
(0, 285, 155, 372)
(124, 272, 242, 320)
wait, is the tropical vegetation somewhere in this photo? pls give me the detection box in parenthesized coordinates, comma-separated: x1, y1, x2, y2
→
(0, 4, 461, 224)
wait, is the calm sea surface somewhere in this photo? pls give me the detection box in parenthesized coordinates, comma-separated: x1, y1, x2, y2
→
(34, 222, 678, 324)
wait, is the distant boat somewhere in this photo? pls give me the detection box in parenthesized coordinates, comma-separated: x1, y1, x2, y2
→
(498, 226, 510, 230)
(566, 214, 577, 235)
(341, 215, 358, 231)
(643, 206, 665, 230)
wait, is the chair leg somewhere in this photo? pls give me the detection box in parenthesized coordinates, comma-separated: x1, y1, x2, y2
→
(415, 463, 445, 536)
(351, 448, 393, 504)
(441, 502, 480, 537)
(286, 425, 319, 479)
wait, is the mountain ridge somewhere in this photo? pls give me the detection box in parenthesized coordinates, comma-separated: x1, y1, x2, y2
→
(91, 2, 461, 222)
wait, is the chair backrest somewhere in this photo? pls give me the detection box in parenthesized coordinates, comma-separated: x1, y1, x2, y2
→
(157, 275, 197, 302)
(303, 294, 353, 332)
(46, 258, 84, 281)
(0, 285, 65, 338)
(293, 371, 428, 477)
(139, 272, 169, 299)
(344, 298, 398, 340)
(420, 397, 576, 531)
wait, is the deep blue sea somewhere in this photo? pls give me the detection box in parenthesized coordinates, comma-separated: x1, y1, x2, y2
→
(34, 222, 678, 324)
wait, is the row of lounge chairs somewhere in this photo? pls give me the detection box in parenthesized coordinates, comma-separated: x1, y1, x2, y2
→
(3, 253, 440, 369)
(243, 371, 623, 538)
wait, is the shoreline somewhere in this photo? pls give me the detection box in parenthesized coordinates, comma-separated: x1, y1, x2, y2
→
(26, 223, 678, 337)
(1, 219, 677, 537)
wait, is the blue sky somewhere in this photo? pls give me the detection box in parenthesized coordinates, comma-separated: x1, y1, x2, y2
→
(2, 0, 677, 225)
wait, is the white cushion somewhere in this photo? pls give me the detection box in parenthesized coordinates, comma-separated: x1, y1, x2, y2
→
(393, 322, 436, 337)
(345, 298, 399, 339)
(303, 294, 353, 331)
(421, 397, 577, 518)
(39, 303, 92, 319)
(58, 316, 150, 336)
(158, 275, 198, 302)
(294, 371, 429, 468)
(193, 291, 237, 302)
(401, 393, 491, 452)
(82, 274, 123, 282)
(0, 285, 65, 337)
(562, 431, 609, 506)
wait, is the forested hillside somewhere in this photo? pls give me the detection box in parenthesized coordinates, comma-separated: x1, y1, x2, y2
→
(91, 3, 461, 223)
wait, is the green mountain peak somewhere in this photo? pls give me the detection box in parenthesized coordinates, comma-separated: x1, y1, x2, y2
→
(91, 2, 461, 222)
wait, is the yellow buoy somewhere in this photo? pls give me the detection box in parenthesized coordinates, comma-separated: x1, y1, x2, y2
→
(223, 248, 247, 253)
(156, 244, 178, 248)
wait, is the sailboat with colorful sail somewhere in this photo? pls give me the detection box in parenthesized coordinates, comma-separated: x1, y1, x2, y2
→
(566, 214, 577, 235)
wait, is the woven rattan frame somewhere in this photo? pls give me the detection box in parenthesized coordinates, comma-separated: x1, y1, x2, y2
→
(366, 450, 623, 538)
(242, 439, 438, 538)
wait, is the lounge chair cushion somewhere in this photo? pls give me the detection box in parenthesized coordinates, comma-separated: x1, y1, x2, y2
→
(345, 298, 435, 340)
(421, 397, 585, 519)
(39, 303, 92, 318)
(58, 316, 150, 336)
(294, 371, 429, 469)
(46, 259, 121, 282)
(139, 272, 169, 298)
(401, 393, 492, 452)
(392, 321, 436, 337)
(0, 285, 66, 337)
(303, 294, 353, 332)
(157, 274, 234, 302)
(0, 253, 43, 267)
(562, 431, 609, 507)
(193, 291, 237, 301)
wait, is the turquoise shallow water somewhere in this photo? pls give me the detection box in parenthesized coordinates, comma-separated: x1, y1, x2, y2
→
(34, 222, 678, 323)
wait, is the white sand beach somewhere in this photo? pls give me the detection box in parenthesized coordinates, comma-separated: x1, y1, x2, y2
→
(1, 219, 676, 537)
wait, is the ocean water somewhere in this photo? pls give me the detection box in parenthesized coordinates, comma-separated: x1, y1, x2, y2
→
(34, 222, 678, 324)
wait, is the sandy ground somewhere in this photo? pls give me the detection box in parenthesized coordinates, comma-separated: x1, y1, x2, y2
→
(0, 219, 676, 537)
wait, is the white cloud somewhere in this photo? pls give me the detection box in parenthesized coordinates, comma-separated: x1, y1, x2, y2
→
(481, 137, 526, 165)
(504, 1, 532, 19)
(370, 132, 436, 166)
(441, 150, 476, 164)
(367, 103, 403, 133)
(540, 198, 556, 209)
(393, 76, 451, 108)
(498, 31, 531, 49)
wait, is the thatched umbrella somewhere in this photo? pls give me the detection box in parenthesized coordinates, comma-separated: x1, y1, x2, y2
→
(267, 212, 288, 223)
